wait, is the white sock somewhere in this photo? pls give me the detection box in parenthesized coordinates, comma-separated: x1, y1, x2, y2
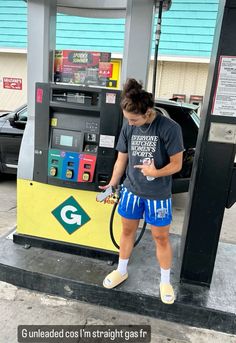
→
(117, 258, 129, 276)
(160, 268, 170, 284)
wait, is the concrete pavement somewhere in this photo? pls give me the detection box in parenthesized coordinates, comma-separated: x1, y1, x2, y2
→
(0, 281, 235, 343)
(0, 174, 236, 342)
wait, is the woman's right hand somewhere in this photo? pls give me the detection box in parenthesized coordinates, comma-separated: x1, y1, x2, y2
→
(98, 183, 115, 190)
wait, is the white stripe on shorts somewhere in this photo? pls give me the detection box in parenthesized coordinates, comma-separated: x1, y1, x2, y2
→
(147, 199, 151, 217)
(126, 192, 132, 211)
(132, 195, 137, 214)
(166, 199, 169, 214)
(154, 200, 157, 220)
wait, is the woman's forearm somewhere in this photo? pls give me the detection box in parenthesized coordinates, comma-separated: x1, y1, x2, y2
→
(109, 153, 128, 187)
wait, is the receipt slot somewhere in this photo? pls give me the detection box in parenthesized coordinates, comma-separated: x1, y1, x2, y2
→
(14, 83, 123, 260)
(180, 0, 236, 286)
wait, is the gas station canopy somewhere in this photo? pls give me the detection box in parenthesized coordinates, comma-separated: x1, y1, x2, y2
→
(56, 0, 172, 17)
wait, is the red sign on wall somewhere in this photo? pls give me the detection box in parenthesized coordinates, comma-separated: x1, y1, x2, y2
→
(3, 77, 22, 90)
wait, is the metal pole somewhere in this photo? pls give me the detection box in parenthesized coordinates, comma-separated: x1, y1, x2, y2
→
(152, 0, 163, 98)
(180, 0, 236, 286)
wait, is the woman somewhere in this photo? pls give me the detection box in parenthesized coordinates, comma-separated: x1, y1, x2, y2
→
(101, 78, 184, 304)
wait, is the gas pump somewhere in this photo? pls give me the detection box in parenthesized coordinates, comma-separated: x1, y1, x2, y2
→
(14, 83, 124, 261)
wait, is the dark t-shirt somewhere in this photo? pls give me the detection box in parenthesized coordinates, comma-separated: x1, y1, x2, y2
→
(116, 113, 184, 200)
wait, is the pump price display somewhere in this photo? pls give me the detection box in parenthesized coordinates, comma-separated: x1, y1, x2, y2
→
(60, 135, 73, 147)
(18, 325, 151, 342)
(52, 129, 84, 151)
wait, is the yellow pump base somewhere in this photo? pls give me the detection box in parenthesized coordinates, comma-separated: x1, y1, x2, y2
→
(15, 179, 121, 258)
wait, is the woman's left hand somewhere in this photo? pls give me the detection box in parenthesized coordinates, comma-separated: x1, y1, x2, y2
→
(134, 159, 158, 177)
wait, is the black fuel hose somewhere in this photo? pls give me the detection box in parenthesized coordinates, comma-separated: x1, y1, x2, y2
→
(109, 198, 147, 250)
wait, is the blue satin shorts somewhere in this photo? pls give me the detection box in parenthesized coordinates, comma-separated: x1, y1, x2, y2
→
(118, 187, 172, 227)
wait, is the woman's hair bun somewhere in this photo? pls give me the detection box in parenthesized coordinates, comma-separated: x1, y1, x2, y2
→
(121, 78, 154, 114)
(122, 78, 142, 98)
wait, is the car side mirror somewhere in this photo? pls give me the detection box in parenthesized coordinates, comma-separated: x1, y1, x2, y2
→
(14, 121, 26, 129)
(8, 116, 15, 126)
(8, 115, 26, 129)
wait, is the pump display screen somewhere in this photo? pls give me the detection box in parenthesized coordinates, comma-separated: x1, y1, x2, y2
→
(60, 135, 73, 147)
(52, 128, 84, 152)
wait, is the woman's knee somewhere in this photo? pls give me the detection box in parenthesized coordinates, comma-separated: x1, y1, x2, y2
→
(121, 218, 139, 237)
(152, 231, 170, 246)
(122, 225, 136, 237)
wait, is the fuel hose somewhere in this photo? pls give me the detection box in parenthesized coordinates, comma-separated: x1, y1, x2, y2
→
(109, 193, 147, 250)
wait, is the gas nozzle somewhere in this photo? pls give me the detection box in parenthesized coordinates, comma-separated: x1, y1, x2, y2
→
(96, 185, 115, 202)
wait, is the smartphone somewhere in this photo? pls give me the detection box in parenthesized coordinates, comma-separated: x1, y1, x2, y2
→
(142, 158, 155, 181)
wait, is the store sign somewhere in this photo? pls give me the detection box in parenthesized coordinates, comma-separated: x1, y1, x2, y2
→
(3, 77, 22, 90)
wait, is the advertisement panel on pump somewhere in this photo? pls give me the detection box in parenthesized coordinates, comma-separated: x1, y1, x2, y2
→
(54, 50, 120, 89)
